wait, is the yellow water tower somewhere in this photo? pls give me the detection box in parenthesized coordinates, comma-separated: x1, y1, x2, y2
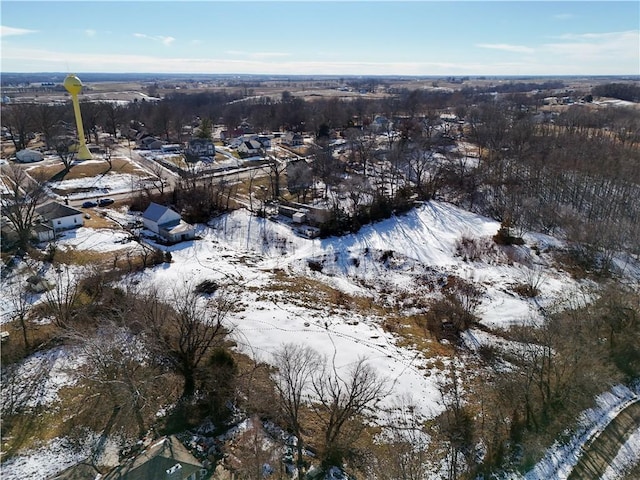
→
(63, 74, 92, 160)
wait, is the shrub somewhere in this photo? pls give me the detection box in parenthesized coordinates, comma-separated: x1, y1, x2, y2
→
(308, 259, 323, 272)
(493, 223, 525, 246)
(195, 279, 219, 295)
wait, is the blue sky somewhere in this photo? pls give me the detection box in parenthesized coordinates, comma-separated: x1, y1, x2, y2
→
(1, 1, 638, 75)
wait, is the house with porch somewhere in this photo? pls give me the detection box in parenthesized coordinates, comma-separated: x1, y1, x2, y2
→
(142, 202, 195, 243)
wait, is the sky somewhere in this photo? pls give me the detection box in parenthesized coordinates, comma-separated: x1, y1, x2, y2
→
(1, 1, 639, 76)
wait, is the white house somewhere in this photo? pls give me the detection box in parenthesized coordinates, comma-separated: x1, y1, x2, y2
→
(142, 202, 196, 243)
(281, 131, 304, 147)
(187, 138, 215, 157)
(36, 202, 84, 233)
(237, 139, 263, 157)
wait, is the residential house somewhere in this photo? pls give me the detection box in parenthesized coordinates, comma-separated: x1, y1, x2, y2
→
(102, 436, 207, 480)
(36, 202, 84, 233)
(186, 138, 216, 157)
(161, 144, 182, 154)
(281, 131, 304, 147)
(138, 136, 163, 150)
(142, 202, 195, 243)
(256, 136, 272, 149)
(237, 139, 263, 157)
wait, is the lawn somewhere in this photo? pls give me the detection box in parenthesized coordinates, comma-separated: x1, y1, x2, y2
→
(27, 157, 149, 183)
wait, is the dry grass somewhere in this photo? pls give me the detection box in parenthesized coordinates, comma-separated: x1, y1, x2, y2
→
(81, 210, 122, 229)
(51, 247, 112, 266)
(264, 269, 454, 364)
(27, 157, 148, 182)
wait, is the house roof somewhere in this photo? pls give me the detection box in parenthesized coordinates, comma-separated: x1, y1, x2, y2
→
(48, 460, 101, 480)
(103, 436, 203, 480)
(36, 202, 83, 220)
(161, 220, 195, 236)
(142, 202, 177, 223)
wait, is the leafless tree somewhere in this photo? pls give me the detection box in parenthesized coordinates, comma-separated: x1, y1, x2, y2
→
(3, 103, 35, 152)
(67, 320, 173, 438)
(311, 356, 387, 469)
(100, 137, 116, 171)
(7, 281, 33, 350)
(142, 283, 235, 398)
(436, 362, 475, 480)
(0, 164, 47, 248)
(369, 395, 431, 480)
(272, 343, 322, 478)
(54, 138, 77, 173)
(43, 266, 82, 329)
(101, 101, 125, 138)
(267, 154, 285, 200)
(34, 104, 63, 151)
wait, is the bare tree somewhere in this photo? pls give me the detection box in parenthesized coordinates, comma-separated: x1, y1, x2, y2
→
(67, 321, 173, 438)
(267, 153, 285, 200)
(142, 284, 235, 398)
(100, 137, 116, 171)
(369, 395, 431, 480)
(101, 101, 125, 139)
(3, 103, 34, 152)
(54, 138, 77, 173)
(0, 164, 47, 248)
(273, 343, 322, 478)
(7, 281, 33, 350)
(43, 266, 82, 329)
(34, 104, 63, 151)
(436, 362, 475, 480)
(311, 356, 387, 470)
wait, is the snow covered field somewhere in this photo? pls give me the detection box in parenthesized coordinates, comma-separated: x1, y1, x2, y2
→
(2, 200, 637, 479)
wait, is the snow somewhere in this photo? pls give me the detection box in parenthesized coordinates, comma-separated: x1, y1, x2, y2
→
(131, 201, 581, 421)
(600, 425, 640, 480)
(55, 226, 142, 253)
(46, 172, 148, 200)
(524, 383, 640, 480)
(0, 438, 90, 480)
(1, 198, 631, 477)
(1, 346, 84, 410)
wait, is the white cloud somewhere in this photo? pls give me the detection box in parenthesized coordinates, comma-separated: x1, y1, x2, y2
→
(552, 13, 574, 20)
(1, 25, 37, 37)
(250, 52, 290, 59)
(544, 30, 639, 62)
(133, 33, 175, 46)
(85, 29, 96, 37)
(476, 43, 535, 54)
(161, 36, 175, 46)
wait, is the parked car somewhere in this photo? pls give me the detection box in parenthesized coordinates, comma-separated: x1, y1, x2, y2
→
(82, 201, 97, 208)
(98, 198, 114, 206)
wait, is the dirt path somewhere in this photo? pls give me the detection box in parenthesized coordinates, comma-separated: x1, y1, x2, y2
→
(568, 399, 640, 480)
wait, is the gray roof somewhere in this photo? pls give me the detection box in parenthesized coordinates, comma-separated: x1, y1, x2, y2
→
(142, 202, 175, 222)
(36, 202, 83, 220)
(102, 436, 202, 480)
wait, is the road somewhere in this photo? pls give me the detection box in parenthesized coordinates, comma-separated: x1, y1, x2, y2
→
(568, 399, 640, 480)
